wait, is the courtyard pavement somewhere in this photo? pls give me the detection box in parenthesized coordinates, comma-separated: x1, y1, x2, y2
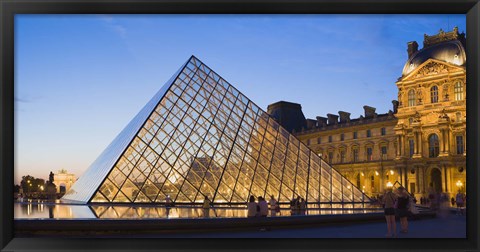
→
(135, 213, 466, 238)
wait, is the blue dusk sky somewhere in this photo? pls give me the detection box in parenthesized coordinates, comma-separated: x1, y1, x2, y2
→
(14, 14, 466, 184)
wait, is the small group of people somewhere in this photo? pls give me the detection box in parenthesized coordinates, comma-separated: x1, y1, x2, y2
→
(382, 186, 414, 238)
(290, 196, 306, 216)
(247, 195, 280, 217)
(419, 196, 430, 205)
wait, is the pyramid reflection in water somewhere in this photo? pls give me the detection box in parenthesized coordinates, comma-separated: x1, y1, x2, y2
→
(62, 56, 370, 204)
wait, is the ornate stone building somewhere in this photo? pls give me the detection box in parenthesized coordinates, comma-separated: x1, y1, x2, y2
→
(268, 27, 467, 200)
(393, 27, 466, 200)
(53, 169, 77, 194)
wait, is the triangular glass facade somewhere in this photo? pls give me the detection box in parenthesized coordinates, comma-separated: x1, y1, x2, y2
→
(63, 56, 370, 204)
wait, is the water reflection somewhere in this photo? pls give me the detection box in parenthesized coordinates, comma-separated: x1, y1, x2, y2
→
(14, 201, 382, 220)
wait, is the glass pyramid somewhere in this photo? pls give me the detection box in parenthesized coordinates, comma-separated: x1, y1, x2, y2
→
(62, 56, 370, 204)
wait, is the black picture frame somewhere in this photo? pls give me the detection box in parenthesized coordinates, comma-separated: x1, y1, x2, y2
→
(1, 0, 479, 251)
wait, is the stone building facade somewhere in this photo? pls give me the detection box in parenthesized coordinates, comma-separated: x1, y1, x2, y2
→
(54, 169, 77, 193)
(268, 27, 467, 200)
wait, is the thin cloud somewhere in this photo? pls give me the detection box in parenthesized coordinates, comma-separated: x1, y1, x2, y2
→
(14, 95, 42, 103)
(98, 14, 128, 39)
(15, 97, 29, 103)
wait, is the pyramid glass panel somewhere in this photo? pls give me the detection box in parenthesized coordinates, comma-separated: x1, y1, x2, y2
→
(62, 56, 370, 204)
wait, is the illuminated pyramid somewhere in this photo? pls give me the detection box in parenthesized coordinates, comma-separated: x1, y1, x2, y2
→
(62, 56, 370, 204)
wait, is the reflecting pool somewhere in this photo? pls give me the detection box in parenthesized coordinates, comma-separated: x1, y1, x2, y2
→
(14, 200, 382, 219)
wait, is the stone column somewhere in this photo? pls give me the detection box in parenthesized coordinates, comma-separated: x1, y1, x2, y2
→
(396, 135, 402, 157)
(420, 166, 425, 194)
(445, 129, 450, 154)
(400, 135, 405, 157)
(379, 172, 384, 192)
(412, 133, 416, 155)
(439, 129, 445, 154)
(415, 166, 420, 193)
(446, 165, 452, 195)
(364, 175, 370, 194)
(418, 132, 423, 157)
(442, 165, 447, 192)
(397, 167, 401, 185)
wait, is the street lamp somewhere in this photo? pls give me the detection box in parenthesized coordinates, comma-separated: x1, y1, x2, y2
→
(386, 181, 393, 188)
(456, 180, 463, 192)
(456, 180, 463, 188)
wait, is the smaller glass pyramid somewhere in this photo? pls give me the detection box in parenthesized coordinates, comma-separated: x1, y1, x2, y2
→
(62, 56, 370, 205)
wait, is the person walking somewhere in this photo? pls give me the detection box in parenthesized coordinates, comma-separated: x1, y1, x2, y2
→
(258, 196, 268, 217)
(299, 198, 306, 215)
(269, 195, 278, 217)
(295, 196, 301, 215)
(203, 196, 211, 218)
(247, 195, 258, 218)
(396, 187, 410, 233)
(382, 187, 397, 238)
(455, 191, 466, 216)
(165, 195, 172, 207)
(290, 197, 296, 216)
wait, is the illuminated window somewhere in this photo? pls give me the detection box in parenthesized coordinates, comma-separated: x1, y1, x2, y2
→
(366, 147, 373, 161)
(454, 81, 464, 101)
(408, 89, 416, 106)
(428, 134, 440, 157)
(381, 146, 387, 159)
(456, 135, 464, 154)
(353, 149, 359, 162)
(356, 173, 361, 188)
(430, 86, 438, 103)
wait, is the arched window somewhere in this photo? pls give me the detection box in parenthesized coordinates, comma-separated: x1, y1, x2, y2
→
(352, 148, 359, 162)
(428, 134, 440, 158)
(430, 86, 438, 103)
(408, 89, 416, 107)
(454, 81, 464, 101)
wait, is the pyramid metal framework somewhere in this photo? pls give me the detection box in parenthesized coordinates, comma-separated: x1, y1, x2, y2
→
(62, 56, 370, 204)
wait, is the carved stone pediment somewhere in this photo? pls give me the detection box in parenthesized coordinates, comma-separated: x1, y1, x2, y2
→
(415, 62, 449, 78)
(400, 59, 463, 82)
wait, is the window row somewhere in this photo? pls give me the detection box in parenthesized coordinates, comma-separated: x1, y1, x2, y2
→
(305, 127, 388, 146)
(407, 81, 464, 107)
(321, 144, 391, 164)
(407, 134, 465, 158)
